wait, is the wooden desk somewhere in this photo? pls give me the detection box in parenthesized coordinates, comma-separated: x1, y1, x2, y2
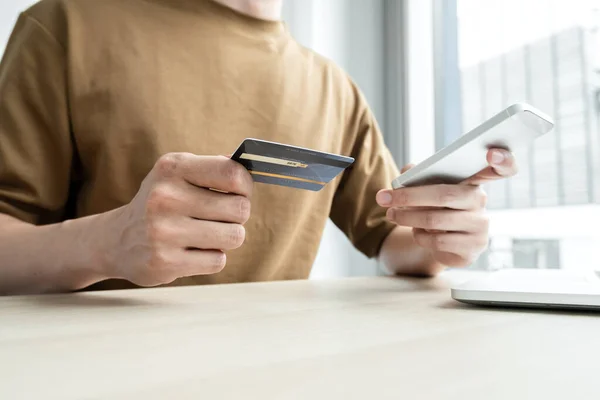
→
(1, 274, 598, 399)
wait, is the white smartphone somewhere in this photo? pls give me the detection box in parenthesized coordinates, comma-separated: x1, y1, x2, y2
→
(391, 102, 555, 189)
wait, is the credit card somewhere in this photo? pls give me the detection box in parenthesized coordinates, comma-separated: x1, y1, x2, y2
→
(231, 138, 355, 191)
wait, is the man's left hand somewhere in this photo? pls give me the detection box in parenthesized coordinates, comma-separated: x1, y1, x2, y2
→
(376, 148, 518, 267)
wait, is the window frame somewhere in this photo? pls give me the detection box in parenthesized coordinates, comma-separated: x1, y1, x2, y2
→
(392, 0, 437, 165)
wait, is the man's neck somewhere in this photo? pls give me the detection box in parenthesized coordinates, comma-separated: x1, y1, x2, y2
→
(210, 0, 283, 21)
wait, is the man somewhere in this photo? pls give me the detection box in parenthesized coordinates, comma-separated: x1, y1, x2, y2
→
(0, 0, 516, 295)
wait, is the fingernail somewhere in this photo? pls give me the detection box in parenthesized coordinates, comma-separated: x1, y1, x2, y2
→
(491, 150, 505, 165)
(377, 191, 393, 206)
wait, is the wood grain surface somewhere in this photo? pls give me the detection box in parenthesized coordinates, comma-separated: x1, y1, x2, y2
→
(1, 274, 598, 399)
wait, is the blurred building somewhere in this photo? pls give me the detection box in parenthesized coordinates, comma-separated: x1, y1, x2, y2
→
(460, 25, 600, 270)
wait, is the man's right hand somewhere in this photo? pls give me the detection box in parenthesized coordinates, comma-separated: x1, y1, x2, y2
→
(103, 153, 253, 287)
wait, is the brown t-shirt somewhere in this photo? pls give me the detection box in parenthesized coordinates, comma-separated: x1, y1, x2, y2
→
(0, 0, 400, 289)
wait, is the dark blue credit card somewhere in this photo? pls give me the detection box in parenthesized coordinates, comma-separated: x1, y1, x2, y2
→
(231, 138, 355, 191)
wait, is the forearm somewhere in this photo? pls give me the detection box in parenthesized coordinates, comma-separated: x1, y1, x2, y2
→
(379, 226, 445, 277)
(0, 211, 117, 295)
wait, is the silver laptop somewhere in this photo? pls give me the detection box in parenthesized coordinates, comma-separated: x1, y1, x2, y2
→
(451, 268, 600, 310)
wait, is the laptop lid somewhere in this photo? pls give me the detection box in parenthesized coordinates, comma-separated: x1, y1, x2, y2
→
(451, 268, 600, 310)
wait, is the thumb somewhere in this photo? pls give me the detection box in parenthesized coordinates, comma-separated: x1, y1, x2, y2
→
(401, 163, 415, 174)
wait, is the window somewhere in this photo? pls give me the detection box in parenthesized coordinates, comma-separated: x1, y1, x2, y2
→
(513, 239, 561, 269)
(434, 0, 600, 271)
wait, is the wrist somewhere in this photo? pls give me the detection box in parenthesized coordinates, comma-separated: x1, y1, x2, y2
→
(410, 253, 445, 277)
(380, 227, 445, 277)
(90, 206, 129, 281)
(384, 248, 441, 277)
(59, 206, 126, 285)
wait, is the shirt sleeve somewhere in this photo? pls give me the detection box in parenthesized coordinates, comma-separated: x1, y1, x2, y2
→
(329, 82, 401, 259)
(0, 12, 73, 225)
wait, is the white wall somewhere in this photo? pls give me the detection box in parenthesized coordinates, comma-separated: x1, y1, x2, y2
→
(0, 0, 35, 51)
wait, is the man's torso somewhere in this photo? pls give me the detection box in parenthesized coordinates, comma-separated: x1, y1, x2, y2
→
(35, 0, 354, 288)
(0, 0, 398, 290)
